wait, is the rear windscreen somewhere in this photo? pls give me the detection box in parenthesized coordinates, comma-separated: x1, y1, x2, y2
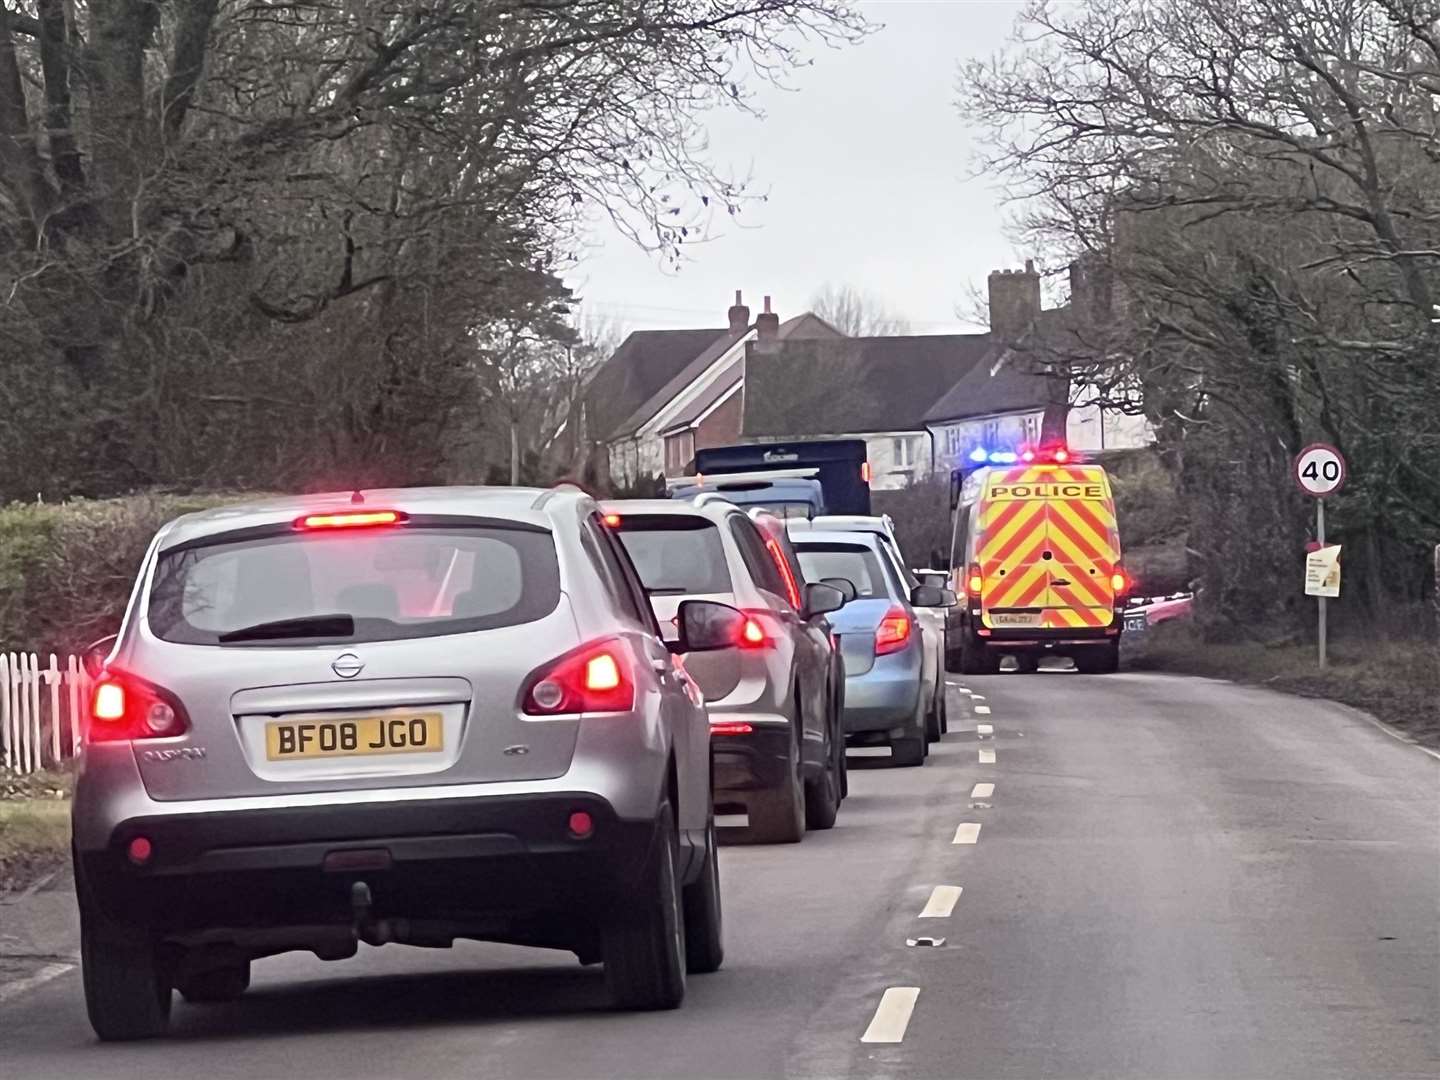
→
(614, 517, 732, 595)
(793, 543, 894, 600)
(149, 526, 560, 645)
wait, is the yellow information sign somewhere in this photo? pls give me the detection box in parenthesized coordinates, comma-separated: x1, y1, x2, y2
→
(1304, 545, 1341, 598)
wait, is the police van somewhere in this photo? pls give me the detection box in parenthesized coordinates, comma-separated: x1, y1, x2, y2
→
(945, 445, 1129, 674)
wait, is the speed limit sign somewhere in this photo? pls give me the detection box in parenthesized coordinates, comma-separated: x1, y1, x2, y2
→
(1294, 443, 1346, 497)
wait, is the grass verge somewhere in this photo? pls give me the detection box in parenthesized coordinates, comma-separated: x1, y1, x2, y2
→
(0, 769, 72, 895)
(1127, 621, 1439, 749)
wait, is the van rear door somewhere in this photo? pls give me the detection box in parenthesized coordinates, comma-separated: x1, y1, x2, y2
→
(977, 466, 1120, 630)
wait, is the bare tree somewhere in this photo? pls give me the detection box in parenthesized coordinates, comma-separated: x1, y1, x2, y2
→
(809, 282, 909, 336)
(959, 0, 1440, 624)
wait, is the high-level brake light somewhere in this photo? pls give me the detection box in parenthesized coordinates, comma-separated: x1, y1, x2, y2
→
(861, 462, 872, 484)
(602, 513, 622, 527)
(297, 510, 404, 530)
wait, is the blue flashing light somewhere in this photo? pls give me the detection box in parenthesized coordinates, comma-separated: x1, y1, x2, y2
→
(968, 447, 989, 463)
(989, 451, 1019, 465)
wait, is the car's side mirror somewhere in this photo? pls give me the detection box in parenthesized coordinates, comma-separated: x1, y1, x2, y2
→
(802, 582, 846, 620)
(81, 634, 117, 679)
(910, 585, 957, 609)
(821, 577, 857, 604)
(672, 600, 747, 653)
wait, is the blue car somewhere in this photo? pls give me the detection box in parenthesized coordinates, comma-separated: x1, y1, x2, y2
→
(788, 530, 955, 767)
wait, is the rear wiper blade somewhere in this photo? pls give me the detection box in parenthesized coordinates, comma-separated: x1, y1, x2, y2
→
(219, 613, 355, 643)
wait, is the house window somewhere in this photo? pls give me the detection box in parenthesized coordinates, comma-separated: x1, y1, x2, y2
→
(664, 430, 695, 475)
(892, 436, 917, 469)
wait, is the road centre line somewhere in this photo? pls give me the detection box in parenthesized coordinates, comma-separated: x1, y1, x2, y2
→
(977, 723, 994, 735)
(919, 885, 963, 918)
(0, 962, 73, 1005)
(952, 822, 982, 844)
(861, 987, 921, 1044)
(971, 782, 994, 798)
(979, 748, 996, 764)
(974, 704, 991, 715)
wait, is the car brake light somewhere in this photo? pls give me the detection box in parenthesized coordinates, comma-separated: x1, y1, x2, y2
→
(296, 510, 405, 530)
(711, 721, 754, 736)
(89, 673, 188, 742)
(875, 608, 912, 655)
(763, 536, 803, 609)
(602, 513, 622, 527)
(523, 639, 636, 715)
(739, 618, 767, 647)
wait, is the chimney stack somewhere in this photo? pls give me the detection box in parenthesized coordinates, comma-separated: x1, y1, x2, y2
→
(727, 289, 750, 335)
(755, 295, 780, 342)
(987, 259, 1042, 341)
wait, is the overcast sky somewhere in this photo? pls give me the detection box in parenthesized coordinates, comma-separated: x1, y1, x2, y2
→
(565, 1, 1029, 338)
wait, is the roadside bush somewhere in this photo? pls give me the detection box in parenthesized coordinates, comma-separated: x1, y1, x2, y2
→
(0, 493, 275, 657)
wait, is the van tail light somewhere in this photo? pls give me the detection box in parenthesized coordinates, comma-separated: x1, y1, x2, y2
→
(88, 673, 189, 742)
(522, 638, 636, 715)
(875, 608, 912, 655)
(966, 562, 983, 597)
(1111, 568, 1129, 597)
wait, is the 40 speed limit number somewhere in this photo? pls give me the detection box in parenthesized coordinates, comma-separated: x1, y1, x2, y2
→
(1293, 443, 1347, 497)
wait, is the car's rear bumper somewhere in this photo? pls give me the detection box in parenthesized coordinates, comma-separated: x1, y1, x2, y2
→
(842, 656, 921, 733)
(76, 792, 657, 937)
(708, 719, 792, 795)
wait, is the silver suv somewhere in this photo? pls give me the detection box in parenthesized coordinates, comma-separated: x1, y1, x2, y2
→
(604, 499, 847, 844)
(73, 487, 740, 1039)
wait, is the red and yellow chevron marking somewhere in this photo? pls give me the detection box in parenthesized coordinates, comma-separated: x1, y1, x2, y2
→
(976, 465, 1120, 629)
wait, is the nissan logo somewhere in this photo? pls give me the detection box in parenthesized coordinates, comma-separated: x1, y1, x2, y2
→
(331, 653, 365, 679)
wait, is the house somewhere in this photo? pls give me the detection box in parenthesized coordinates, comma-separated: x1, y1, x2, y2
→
(582, 293, 841, 487)
(924, 260, 1153, 475)
(741, 334, 994, 490)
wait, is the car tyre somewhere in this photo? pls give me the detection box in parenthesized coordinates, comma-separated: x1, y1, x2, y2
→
(959, 634, 1000, 676)
(604, 805, 686, 1010)
(924, 685, 943, 743)
(682, 818, 725, 975)
(176, 962, 251, 1004)
(748, 720, 806, 843)
(78, 869, 172, 1041)
(1013, 654, 1040, 674)
(804, 713, 842, 830)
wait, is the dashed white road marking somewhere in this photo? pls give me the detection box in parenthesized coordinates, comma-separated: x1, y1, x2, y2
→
(978, 748, 996, 764)
(971, 782, 994, 798)
(861, 987, 921, 1044)
(0, 962, 73, 1005)
(977, 723, 994, 735)
(970, 694, 986, 701)
(715, 813, 749, 828)
(974, 704, 991, 715)
(952, 822, 982, 844)
(919, 885, 963, 918)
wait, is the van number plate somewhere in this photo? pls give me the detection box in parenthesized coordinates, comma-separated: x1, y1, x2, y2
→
(989, 612, 1042, 628)
(265, 713, 443, 760)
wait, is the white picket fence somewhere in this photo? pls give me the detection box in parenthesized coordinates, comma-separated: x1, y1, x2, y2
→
(1, 653, 91, 775)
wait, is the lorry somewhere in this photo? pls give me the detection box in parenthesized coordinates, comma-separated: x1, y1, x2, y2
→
(668, 440, 871, 517)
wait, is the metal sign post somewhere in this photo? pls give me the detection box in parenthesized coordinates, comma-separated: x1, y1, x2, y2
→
(1294, 443, 1347, 670)
(1316, 499, 1326, 669)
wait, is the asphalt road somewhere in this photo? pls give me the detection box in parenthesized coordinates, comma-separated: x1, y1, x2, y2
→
(2, 670, 1436, 1079)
